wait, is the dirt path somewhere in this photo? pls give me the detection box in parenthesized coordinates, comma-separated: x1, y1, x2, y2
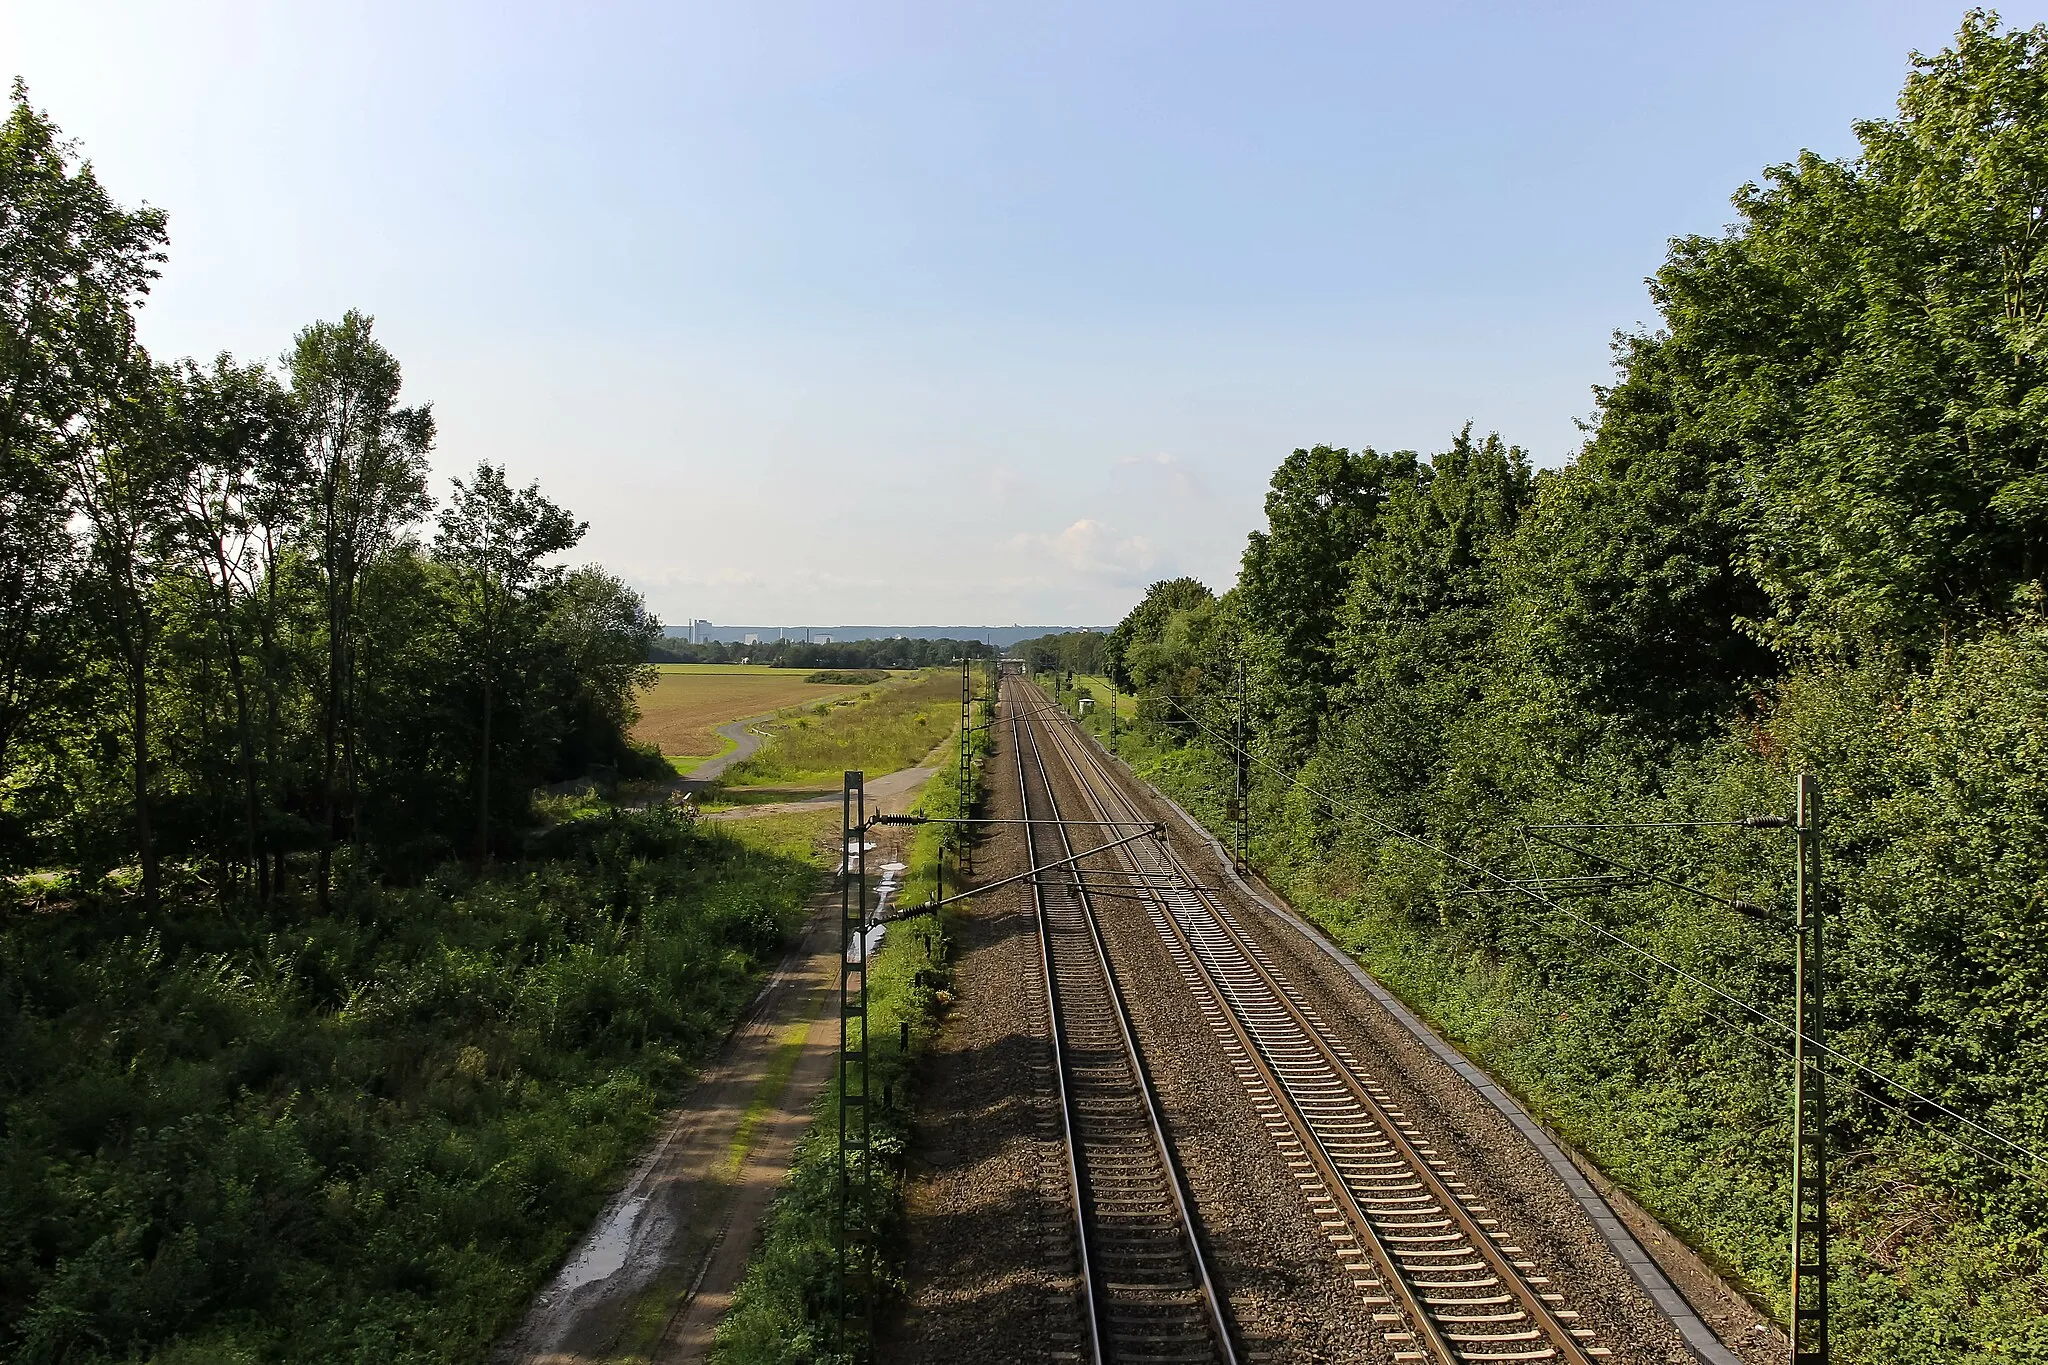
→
(492, 893, 842, 1365)
(704, 763, 936, 821)
(496, 778, 929, 1365)
(685, 714, 773, 782)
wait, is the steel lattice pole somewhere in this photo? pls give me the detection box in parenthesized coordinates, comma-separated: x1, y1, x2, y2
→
(1789, 772, 1827, 1364)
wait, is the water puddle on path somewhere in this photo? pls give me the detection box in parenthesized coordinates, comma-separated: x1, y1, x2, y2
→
(556, 1194, 650, 1293)
(849, 861, 906, 962)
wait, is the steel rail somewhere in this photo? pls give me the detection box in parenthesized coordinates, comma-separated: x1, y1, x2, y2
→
(1013, 679, 1236, 1365)
(1032, 685, 1604, 1365)
(1012, 693, 1105, 1365)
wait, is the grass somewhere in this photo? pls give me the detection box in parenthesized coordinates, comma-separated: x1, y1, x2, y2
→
(724, 672, 959, 787)
(694, 788, 836, 814)
(0, 806, 824, 1364)
(726, 1026, 812, 1179)
(632, 668, 892, 759)
(1065, 673, 1133, 725)
(714, 808, 842, 865)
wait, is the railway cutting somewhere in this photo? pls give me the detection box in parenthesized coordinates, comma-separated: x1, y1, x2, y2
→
(898, 676, 1742, 1365)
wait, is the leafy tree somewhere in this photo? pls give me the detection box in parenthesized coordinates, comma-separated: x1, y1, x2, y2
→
(545, 566, 662, 778)
(1491, 354, 1776, 745)
(433, 464, 585, 859)
(63, 350, 186, 907)
(1015, 629, 1107, 678)
(288, 312, 433, 903)
(166, 355, 297, 895)
(1105, 576, 1212, 690)
(1616, 11, 2048, 651)
(1323, 428, 1531, 821)
(1237, 444, 1413, 754)
(0, 80, 164, 826)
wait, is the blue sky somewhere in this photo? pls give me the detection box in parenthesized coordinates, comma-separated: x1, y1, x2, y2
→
(1, 2, 2019, 625)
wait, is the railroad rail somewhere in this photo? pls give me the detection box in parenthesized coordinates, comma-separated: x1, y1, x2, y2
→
(1021, 679, 1608, 1365)
(1012, 682, 1237, 1365)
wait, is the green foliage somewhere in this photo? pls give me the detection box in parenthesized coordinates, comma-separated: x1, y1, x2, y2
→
(801, 670, 889, 686)
(1012, 630, 1107, 678)
(1237, 445, 1411, 754)
(726, 674, 957, 786)
(0, 806, 820, 1363)
(0, 94, 663, 889)
(1329, 428, 1533, 828)
(0, 81, 689, 1362)
(1603, 10, 2048, 652)
(432, 464, 589, 860)
(1096, 15, 2048, 1356)
(1103, 577, 1212, 691)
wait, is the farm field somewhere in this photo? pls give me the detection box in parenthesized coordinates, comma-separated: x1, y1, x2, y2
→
(631, 665, 897, 763)
(725, 670, 959, 785)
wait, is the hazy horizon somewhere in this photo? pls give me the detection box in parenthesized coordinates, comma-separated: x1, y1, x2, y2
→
(1, 1, 2008, 625)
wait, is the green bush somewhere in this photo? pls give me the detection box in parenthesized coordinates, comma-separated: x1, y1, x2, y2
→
(1100, 629, 2048, 1362)
(0, 807, 819, 1363)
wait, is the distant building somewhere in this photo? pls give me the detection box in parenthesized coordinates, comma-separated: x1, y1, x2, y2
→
(815, 634, 833, 644)
(692, 618, 710, 643)
(744, 633, 761, 646)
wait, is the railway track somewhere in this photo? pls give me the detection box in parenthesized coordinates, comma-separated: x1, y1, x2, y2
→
(1012, 686, 1236, 1365)
(1018, 679, 1610, 1365)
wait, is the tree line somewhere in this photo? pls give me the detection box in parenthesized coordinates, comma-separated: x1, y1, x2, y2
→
(1104, 14, 2048, 1353)
(1013, 628, 1107, 680)
(649, 636, 992, 669)
(0, 82, 662, 905)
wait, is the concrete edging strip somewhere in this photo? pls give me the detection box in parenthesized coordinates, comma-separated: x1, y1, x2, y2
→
(1078, 725, 1742, 1365)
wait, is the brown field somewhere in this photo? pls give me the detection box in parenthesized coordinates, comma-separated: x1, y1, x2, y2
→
(631, 666, 889, 758)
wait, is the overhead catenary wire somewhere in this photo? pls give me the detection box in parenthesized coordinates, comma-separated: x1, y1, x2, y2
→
(1136, 692, 2048, 1183)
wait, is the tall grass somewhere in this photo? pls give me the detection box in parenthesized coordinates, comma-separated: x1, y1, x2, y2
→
(727, 674, 959, 786)
(0, 808, 820, 1364)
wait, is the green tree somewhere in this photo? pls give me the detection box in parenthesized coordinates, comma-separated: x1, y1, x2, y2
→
(0, 81, 164, 804)
(288, 311, 432, 904)
(1105, 576, 1212, 690)
(1613, 11, 2048, 651)
(1324, 428, 1531, 820)
(433, 464, 585, 859)
(167, 355, 298, 895)
(545, 566, 661, 778)
(1238, 444, 1412, 754)
(64, 352, 185, 907)
(1490, 343, 1776, 745)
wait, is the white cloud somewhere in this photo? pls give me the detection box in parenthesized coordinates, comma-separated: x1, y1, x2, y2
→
(1114, 451, 1209, 500)
(1001, 518, 1158, 585)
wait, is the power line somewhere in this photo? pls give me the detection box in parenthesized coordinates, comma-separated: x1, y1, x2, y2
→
(1142, 694, 2048, 1182)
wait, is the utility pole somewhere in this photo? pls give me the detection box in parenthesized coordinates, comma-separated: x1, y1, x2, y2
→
(1789, 772, 1828, 1364)
(836, 770, 871, 1355)
(958, 658, 973, 878)
(1228, 653, 1249, 874)
(1516, 775, 1828, 1363)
